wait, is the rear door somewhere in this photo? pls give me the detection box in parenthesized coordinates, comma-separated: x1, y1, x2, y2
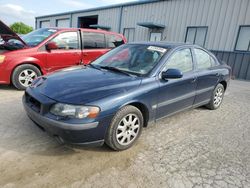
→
(156, 48, 197, 119)
(46, 30, 82, 71)
(192, 48, 220, 105)
(81, 31, 108, 64)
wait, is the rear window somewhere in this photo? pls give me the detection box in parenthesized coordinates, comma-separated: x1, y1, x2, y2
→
(106, 34, 124, 48)
(82, 32, 105, 49)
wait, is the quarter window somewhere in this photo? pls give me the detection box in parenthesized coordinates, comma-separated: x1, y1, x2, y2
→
(185, 27, 208, 46)
(164, 49, 193, 73)
(50, 32, 79, 50)
(235, 26, 250, 51)
(106, 34, 124, 48)
(82, 32, 105, 49)
(194, 49, 212, 69)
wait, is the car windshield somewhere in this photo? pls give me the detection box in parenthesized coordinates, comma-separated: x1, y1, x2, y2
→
(92, 44, 168, 76)
(22, 28, 58, 47)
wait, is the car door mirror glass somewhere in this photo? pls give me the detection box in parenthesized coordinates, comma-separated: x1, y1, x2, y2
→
(161, 68, 183, 80)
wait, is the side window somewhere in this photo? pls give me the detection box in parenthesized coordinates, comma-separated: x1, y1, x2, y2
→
(210, 56, 219, 67)
(82, 32, 105, 49)
(164, 49, 193, 73)
(106, 34, 124, 48)
(194, 48, 212, 69)
(50, 32, 79, 50)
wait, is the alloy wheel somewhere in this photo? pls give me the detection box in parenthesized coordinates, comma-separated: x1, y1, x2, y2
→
(213, 87, 224, 107)
(116, 113, 140, 146)
(18, 69, 37, 87)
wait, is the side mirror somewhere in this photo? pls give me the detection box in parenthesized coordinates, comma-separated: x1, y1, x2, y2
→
(161, 68, 183, 80)
(45, 42, 58, 51)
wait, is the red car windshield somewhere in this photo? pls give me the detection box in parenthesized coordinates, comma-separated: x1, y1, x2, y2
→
(22, 28, 58, 47)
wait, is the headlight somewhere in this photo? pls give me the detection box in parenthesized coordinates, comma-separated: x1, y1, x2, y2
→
(50, 103, 100, 119)
(0, 55, 5, 64)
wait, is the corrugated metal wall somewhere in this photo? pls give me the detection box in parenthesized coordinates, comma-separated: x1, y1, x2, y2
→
(212, 51, 250, 80)
(120, 0, 250, 51)
(36, 0, 250, 51)
(71, 8, 121, 32)
(36, 0, 250, 80)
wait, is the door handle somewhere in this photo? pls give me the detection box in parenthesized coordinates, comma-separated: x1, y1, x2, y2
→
(216, 73, 220, 77)
(191, 77, 197, 83)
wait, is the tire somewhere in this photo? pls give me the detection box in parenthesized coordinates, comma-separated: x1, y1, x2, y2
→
(206, 83, 225, 110)
(105, 105, 144, 151)
(12, 64, 41, 90)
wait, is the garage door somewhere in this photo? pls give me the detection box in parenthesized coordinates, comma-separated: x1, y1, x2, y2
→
(56, 19, 70, 28)
(40, 21, 50, 28)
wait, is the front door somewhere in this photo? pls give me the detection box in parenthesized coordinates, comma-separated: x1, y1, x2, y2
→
(156, 48, 197, 119)
(46, 31, 82, 72)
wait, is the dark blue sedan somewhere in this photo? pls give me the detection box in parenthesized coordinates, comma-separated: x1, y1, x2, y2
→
(23, 42, 231, 151)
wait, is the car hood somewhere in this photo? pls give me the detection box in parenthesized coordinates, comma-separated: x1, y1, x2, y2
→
(0, 20, 27, 47)
(34, 66, 142, 104)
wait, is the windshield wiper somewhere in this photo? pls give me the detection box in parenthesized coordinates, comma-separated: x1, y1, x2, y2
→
(87, 64, 102, 70)
(100, 66, 133, 77)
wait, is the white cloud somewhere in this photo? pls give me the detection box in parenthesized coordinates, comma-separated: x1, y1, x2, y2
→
(60, 0, 94, 8)
(0, 3, 35, 27)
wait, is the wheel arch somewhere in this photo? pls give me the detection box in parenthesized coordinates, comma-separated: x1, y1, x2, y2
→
(120, 101, 150, 127)
(219, 80, 227, 91)
(10, 62, 43, 83)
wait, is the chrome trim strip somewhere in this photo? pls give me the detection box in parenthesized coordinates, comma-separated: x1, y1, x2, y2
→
(158, 92, 196, 108)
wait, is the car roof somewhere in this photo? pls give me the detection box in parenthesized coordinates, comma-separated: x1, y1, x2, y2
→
(129, 41, 199, 49)
(41, 27, 124, 36)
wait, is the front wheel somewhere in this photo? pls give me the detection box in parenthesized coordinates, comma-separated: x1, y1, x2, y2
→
(206, 83, 225, 110)
(12, 64, 41, 90)
(105, 105, 143, 151)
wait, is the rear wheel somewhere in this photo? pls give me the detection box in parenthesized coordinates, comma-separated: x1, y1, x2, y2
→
(105, 105, 143, 151)
(206, 83, 225, 110)
(12, 64, 41, 90)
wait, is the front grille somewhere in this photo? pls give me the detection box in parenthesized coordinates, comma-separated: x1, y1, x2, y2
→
(25, 92, 41, 113)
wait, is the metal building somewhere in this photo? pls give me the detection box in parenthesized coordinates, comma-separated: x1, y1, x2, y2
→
(36, 0, 250, 80)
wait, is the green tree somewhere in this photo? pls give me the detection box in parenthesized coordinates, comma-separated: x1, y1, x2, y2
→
(10, 22, 33, 34)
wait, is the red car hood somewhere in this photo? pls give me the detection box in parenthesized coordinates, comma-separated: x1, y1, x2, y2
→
(0, 20, 27, 46)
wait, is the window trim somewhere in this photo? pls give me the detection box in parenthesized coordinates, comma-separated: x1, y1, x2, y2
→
(160, 47, 195, 75)
(123, 28, 135, 42)
(234, 25, 250, 52)
(185, 26, 208, 47)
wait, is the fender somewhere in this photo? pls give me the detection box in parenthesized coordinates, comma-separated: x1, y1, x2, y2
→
(5, 56, 47, 83)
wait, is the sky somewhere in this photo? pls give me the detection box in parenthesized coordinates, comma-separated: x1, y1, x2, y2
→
(0, 0, 137, 28)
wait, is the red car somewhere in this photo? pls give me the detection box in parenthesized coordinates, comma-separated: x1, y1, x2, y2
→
(0, 21, 126, 89)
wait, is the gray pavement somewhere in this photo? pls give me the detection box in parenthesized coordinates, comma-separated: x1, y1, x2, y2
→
(0, 80, 249, 188)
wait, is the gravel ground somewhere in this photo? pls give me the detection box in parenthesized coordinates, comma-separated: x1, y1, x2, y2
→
(0, 80, 250, 188)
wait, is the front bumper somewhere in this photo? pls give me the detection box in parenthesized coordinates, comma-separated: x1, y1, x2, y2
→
(22, 93, 110, 145)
